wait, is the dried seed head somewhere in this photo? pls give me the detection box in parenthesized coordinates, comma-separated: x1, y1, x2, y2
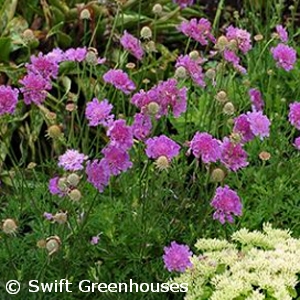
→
(154, 156, 170, 171)
(67, 173, 80, 187)
(259, 151, 271, 161)
(145, 41, 157, 53)
(189, 50, 200, 60)
(152, 3, 163, 15)
(223, 102, 235, 115)
(175, 66, 187, 79)
(216, 35, 229, 51)
(27, 162, 37, 169)
(211, 168, 225, 182)
(205, 68, 216, 79)
(68, 189, 82, 202)
(80, 8, 91, 20)
(85, 51, 98, 65)
(53, 212, 68, 224)
(126, 62, 136, 69)
(147, 102, 160, 115)
(58, 178, 68, 192)
(230, 132, 242, 144)
(254, 34, 264, 41)
(215, 90, 228, 104)
(45, 236, 61, 255)
(47, 125, 62, 139)
(140, 26, 152, 40)
(2, 218, 17, 235)
(37, 239, 47, 248)
(22, 29, 36, 43)
(227, 39, 238, 51)
(66, 103, 77, 112)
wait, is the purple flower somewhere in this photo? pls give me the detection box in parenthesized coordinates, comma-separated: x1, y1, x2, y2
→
(45, 48, 65, 63)
(107, 119, 134, 150)
(289, 102, 300, 130)
(19, 73, 52, 105)
(293, 137, 300, 150)
(226, 25, 252, 54)
(223, 50, 246, 74)
(271, 43, 297, 72)
(163, 241, 193, 272)
(173, 0, 194, 9)
(0, 85, 19, 115)
(220, 137, 248, 172)
(85, 159, 110, 192)
(189, 132, 221, 163)
(211, 185, 242, 224)
(43, 212, 53, 220)
(120, 31, 144, 60)
(102, 144, 133, 176)
(85, 98, 114, 127)
(175, 55, 205, 87)
(64, 47, 87, 62)
(103, 69, 136, 95)
(26, 52, 59, 79)
(48, 176, 65, 197)
(132, 112, 152, 140)
(249, 88, 264, 112)
(177, 18, 215, 45)
(58, 149, 87, 171)
(145, 135, 180, 160)
(275, 25, 288, 43)
(90, 236, 100, 245)
(247, 111, 270, 139)
(233, 114, 254, 143)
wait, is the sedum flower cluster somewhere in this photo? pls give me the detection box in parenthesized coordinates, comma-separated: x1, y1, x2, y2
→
(170, 224, 300, 300)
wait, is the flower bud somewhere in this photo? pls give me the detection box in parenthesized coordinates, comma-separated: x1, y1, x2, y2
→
(67, 173, 80, 187)
(68, 189, 82, 202)
(189, 50, 200, 60)
(45, 236, 61, 255)
(2, 218, 17, 235)
(216, 35, 228, 51)
(140, 26, 152, 40)
(254, 34, 264, 41)
(215, 90, 228, 104)
(80, 8, 91, 20)
(205, 68, 216, 79)
(211, 168, 225, 182)
(58, 178, 68, 192)
(174, 66, 187, 79)
(154, 156, 170, 171)
(47, 125, 62, 139)
(22, 29, 36, 44)
(152, 3, 163, 15)
(223, 102, 235, 115)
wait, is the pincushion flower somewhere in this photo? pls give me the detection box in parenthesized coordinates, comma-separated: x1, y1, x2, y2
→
(163, 241, 193, 272)
(48, 177, 65, 197)
(0, 85, 19, 115)
(220, 137, 248, 171)
(120, 31, 144, 60)
(226, 25, 252, 54)
(289, 102, 300, 130)
(132, 112, 152, 140)
(233, 114, 254, 144)
(85, 98, 114, 127)
(103, 69, 136, 95)
(293, 137, 300, 150)
(58, 149, 88, 171)
(85, 159, 110, 193)
(271, 43, 297, 71)
(247, 111, 270, 139)
(64, 47, 87, 62)
(107, 119, 133, 150)
(275, 24, 288, 43)
(249, 88, 264, 112)
(189, 132, 221, 163)
(211, 185, 242, 224)
(173, 0, 194, 9)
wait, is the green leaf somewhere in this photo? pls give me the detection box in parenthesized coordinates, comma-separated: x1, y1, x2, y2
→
(0, 37, 11, 62)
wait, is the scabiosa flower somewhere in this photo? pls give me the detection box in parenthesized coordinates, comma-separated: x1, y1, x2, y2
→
(43, 212, 53, 220)
(175, 55, 205, 87)
(102, 144, 133, 176)
(85, 98, 114, 127)
(177, 18, 215, 45)
(64, 47, 87, 62)
(0, 85, 19, 115)
(247, 111, 271, 139)
(271, 43, 297, 72)
(103, 69, 136, 95)
(163, 241, 193, 272)
(223, 50, 246, 74)
(90, 236, 100, 245)
(275, 25, 288, 43)
(226, 25, 252, 54)
(45, 48, 65, 63)
(48, 176, 65, 197)
(132, 112, 152, 140)
(233, 114, 254, 143)
(293, 137, 300, 150)
(220, 137, 248, 171)
(289, 102, 300, 130)
(85, 159, 110, 192)
(173, 0, 194, 9)
(19, 73, 52, 105)
(120, 31, 144, 60)
(211, 185, 242, 224)
(189, 132, 221, 163)
(107, 119, 133, 150)
(58, 149, 88, 171)
(249, 88, 264, 112)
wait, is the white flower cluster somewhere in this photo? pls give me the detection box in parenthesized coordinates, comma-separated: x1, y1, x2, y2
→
(171, 224, 300, 300)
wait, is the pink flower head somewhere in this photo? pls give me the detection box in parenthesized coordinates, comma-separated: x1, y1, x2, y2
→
(220, 137, 248, 171)
(163, 241, 193, 272)
(177, 18, 215, 45)
(107, 119, 133, 150)
(293, 137, 300, 150)
(90, 236, 100, 245)
(145, 135, 180, 161)
(173, 0, 194, 9)
(0, 85, 19, 115)
(64, 47, 87, 62)
(132, 112, 152, 140)
(226, 25, 252, 54)
(58, 149, 87, 171)
(275, 25, 288, 43)
(85, 98, 114, 127)
(247, 111, 270, 140)
(85, 159, 110, 192)
(189, 132, 221, 163)
(211, 185, 242, 224)
(249, 88, 264, 112)
(271, 43, 297, 72)
(223, 50, 247, 74)
(19, 73, 52, 105)
(102, 144, 133, 176)
(289, 102, 300, 130)
(26, 52, 59, 79)
(45, 48, 65, 63)
(103, 69, 136, 95)
(43, 212, 53, 220)
(120, 31, 144, 60)
(233, 114, 254, 143)
(48, 176, 65, 197)
(175, 55, 206, 87)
